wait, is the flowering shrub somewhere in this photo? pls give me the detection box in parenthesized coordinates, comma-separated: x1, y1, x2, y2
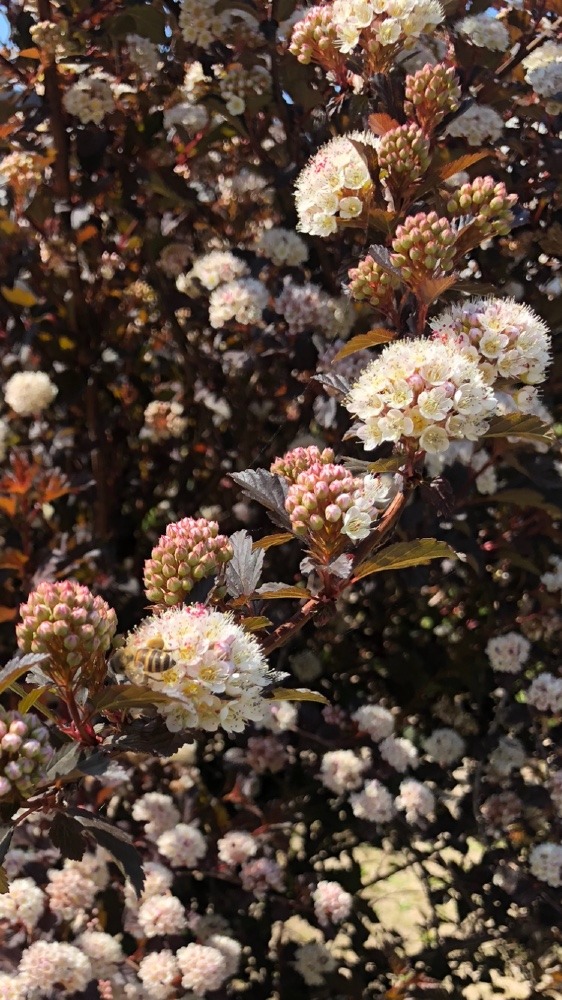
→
(0, 1, 560, 997)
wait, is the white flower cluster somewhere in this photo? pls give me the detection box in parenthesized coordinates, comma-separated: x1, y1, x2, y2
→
(395, 778, 435, 823)
(320, 749, 368, 794)
(18, 940, 92, 995)
(163, 101, 209, 134)
(529, 842, 562, 888)
(0, 878, 44, 929)
(294, 132, 377, 236)
(4, 370, 57, 416)
(522, 42, 562, 106)
(138, 893, 187, 938)
(216, 63, 271, 115)
(209, 278, 269, 328)
(541, 555, 562, 593)
(456, 14, 510, 52)
(240, 857, 284, 896)
(424, 727, 465, 765)
(471, 448, 498, 495)
(63, 72, 115, 125)
(346, 336, 497, 454)
(179, 0, 230, 48)
(445, 104, 503, 146)
(331, 0, 444, 55)
(312, 880, 353, 926)
(293, 941, 336, 986)
(488, 735, 526, 775)
(158, 242, 191, 278)
(351, 777, 395, 822)
(183, 61, 210, 102)
(45, 863, 98, 922)
(526, 672, 562, 713)
(379, 734, 419, 771)
(178, 250, 249, 295)
(217, 830, 258, 866)
(122, 604, 274, 733)
(143, 400, 188, 441)
(256, 227, 308, 267)
(274, 277, 355, 338)
(352, 704, 394, 741)
(126, 33, 161, 77)
(549, 771, 562, 816)
(486, 632, 531, 674)
(132, 791, 179, 839)
(431, 298, 551, 409)
(157, 823, 207, 868)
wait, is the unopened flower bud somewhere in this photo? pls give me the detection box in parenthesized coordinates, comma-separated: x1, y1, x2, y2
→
(390, 212, 456, 284)
(378, 123, 431, 192)
(348, 255, 400, 312)
(446, 176, 517, 240)
(404, 63, 461, 133)
(144, 517, 233, 607)
(271, 446, 335, 484)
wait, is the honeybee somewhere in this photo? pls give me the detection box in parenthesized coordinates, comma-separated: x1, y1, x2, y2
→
(110, 635, 177, 680)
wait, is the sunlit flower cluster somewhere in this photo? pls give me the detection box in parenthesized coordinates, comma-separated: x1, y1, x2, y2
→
(431, 298, 551, 406)
(529, 842, 562, 888)
(456, 14, 510, 52)
(126, 33, 161, 77)
(331, 0, 444, 56)
(256, 227, 308, 267)
(177, 250, 249, 295)
(4, 370, 57, 416)
(294, 132, 377, 236)
(312, 880, 353, 925)
(445, 103, 504, 146)
(522, 42, 562, 107)
(526, 673, 562, 714)
(143, 400, 188, 441)
(179, 0, 230, 48)
(121, 604, 274, 733)
(285, 463, 388, 550)
(215, 63, 271, 116)
(346, 336, 497, 454)
(208, 278, 269, 328)
(63, 72, 116, 125)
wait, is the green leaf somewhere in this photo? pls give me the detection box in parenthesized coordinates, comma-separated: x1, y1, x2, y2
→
(91, 684, 176, 713)
(253, 533, 294, 551)
(240, 616, 273, 632)
(270, 687, 328, 705)
(341, 456, 404, 474)
(353, 539, 456, 580)
(1, 284, 38, 308)
(484, 412, 554, 444)
(107, 5, 167, 43)
(18, 684, 51, 714)
(332, 329, 394, 362)
(438, 150, 490, 180)
(256, 585, 311, 600)
(485, 489, 562, 519)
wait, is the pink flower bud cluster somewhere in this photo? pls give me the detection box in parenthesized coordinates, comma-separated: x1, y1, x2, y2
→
(17, 580, 117, 675)
(390, 212, 456, 283)
(377, 123, 431, 191)
(404, 62, 461, 132)
(144, 517, 233, 607)
(271, 445, 335, 484)
(0, 709, 53, 799)
(289, 6, 347, 81)
(348, 254, 400, 312)
(285, 463, 382, 555)
(446, 176, 517, 238)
